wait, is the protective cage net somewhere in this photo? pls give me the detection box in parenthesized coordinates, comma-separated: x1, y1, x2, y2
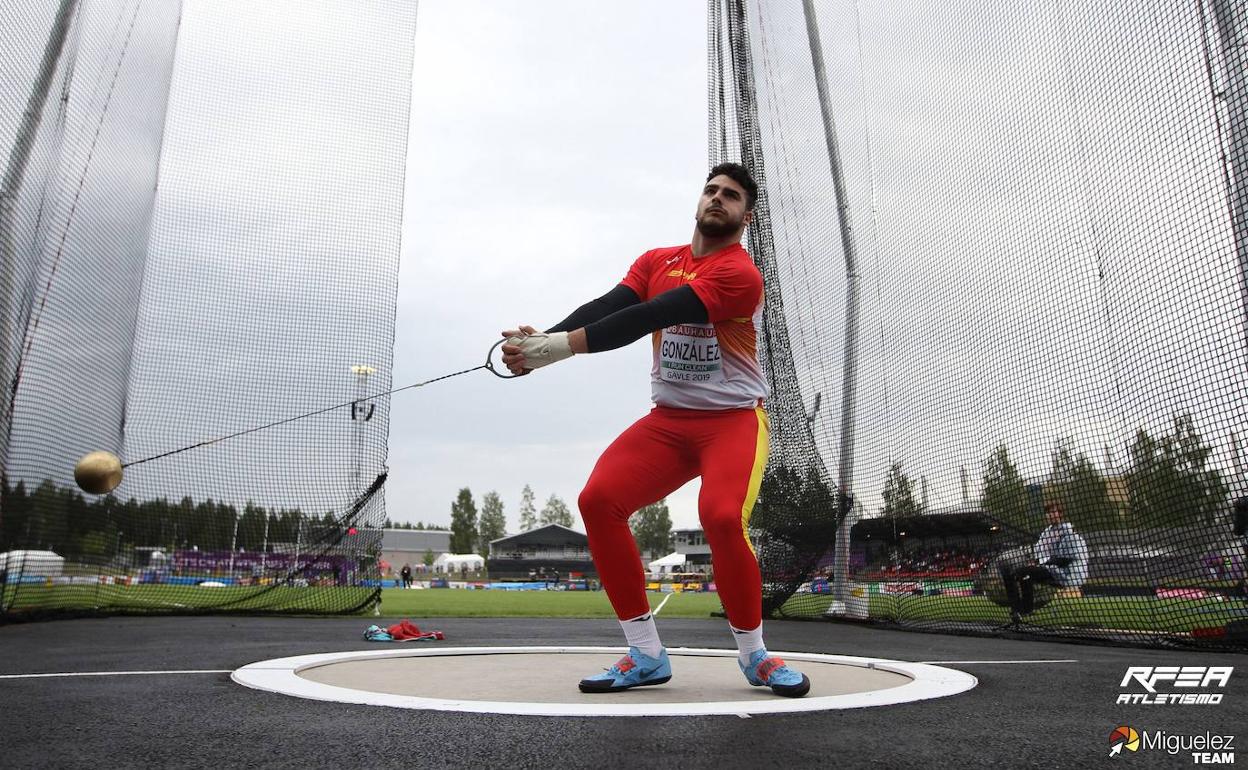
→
(715, 0, 1248, 650)
(1, 0, 416, 619)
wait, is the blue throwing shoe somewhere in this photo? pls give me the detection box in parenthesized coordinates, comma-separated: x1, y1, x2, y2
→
(579, 647, 672, 693)
(740, 649, 811, 697)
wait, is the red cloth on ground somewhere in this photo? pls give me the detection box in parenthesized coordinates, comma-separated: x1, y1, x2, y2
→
(387, 619, 444, 641)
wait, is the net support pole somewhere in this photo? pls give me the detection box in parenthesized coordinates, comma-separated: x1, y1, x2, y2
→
(1211, 0, 1248, 488)
(802, 0, 863, 609)
(0, 0, 80, 489)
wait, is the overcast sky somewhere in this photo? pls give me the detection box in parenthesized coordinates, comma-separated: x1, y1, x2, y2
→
(392, 0, 1248, 533)
(391, 1, 711, 532)
(6, 0, 1247, 538)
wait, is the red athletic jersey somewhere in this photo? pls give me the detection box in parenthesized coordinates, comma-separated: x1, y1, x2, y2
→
(620, 243, 768, 409)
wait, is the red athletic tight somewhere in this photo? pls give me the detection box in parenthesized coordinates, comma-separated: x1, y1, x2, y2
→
(578, 405, 768, 630)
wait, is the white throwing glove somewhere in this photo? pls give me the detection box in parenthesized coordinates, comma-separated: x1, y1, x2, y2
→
(508, 331, 574, 370)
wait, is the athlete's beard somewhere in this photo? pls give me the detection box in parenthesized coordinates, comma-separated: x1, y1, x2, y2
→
(696, 209, 745, 238)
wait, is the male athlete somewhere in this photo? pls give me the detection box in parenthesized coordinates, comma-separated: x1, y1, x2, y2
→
(500, 163, 809, 697)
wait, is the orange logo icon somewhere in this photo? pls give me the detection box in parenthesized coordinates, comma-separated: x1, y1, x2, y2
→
(1109, 726, 1140, 757)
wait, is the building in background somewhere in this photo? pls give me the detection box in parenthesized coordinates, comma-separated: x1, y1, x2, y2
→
(379, 529, 451, 575)
(488, 525, 594, 579)
(672, 528, 712, 572)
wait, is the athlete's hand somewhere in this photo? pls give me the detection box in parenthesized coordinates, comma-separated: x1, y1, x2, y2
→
(500, 326, 536, 375)
(500, 325, 573, 374)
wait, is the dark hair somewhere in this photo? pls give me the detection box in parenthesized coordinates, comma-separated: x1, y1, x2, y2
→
(1044, 502, 1064, 516)
(707, 162, 758, 210)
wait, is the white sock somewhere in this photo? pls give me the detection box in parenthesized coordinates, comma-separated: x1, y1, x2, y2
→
(620, 612, 663, 658)
(731, 623, 765, 665)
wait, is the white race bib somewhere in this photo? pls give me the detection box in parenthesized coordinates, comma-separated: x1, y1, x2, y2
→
(659, 324, 723, 383)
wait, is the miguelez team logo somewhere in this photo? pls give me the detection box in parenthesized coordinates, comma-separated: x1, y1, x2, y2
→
(1110, 726, 1141, 757)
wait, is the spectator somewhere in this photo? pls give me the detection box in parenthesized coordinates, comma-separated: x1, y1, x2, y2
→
(400, 563, 412, 589)
(998, 502, 1089, 624)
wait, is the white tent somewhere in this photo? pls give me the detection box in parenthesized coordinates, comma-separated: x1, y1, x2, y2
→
(434, 553, 485, 573)
(648, 552, 686, 576)
(0, 550, 64, 577)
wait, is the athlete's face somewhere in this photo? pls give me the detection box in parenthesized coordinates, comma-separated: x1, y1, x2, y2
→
(695, 174, 753, 238)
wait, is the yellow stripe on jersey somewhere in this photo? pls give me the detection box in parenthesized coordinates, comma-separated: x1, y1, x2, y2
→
(740, 406, 770, 556)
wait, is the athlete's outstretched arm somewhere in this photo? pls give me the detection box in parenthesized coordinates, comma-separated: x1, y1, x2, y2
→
(581, 284, 707, 352)
(501, 286, 707, 373)
(545, 284, 640, 333)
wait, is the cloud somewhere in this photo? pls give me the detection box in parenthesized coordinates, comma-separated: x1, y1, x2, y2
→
(10, 0, 1245, 537)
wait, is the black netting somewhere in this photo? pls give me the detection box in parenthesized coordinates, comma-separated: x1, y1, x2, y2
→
(1, 0, 415, 618)
(713, 0, 1248, 649)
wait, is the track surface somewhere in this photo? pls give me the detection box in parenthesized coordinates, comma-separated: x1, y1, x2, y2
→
(2, 616, 1245, 768)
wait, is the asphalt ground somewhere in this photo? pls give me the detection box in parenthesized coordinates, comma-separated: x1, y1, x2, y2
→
(2, 616, 1245, 769)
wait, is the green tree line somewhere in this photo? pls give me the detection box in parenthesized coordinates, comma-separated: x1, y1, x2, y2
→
(1, 480, 336, 561)
(445, 485, 676, 560)
(883, 413, 1230, 533)
(383, 519, 449, 531)
(448, 485, 579, 556)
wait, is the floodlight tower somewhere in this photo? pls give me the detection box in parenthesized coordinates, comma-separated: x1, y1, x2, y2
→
(350, 364, 376, 496)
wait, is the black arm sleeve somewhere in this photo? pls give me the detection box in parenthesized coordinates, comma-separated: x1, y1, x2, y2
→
(546, 284, 640, 333)
(583, 284, 709, 353)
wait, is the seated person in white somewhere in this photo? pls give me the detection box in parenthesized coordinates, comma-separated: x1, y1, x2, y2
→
(999, 502, 1088, 621)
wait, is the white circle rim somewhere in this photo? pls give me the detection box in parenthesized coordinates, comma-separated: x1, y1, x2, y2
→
(232, 646, 977, 717)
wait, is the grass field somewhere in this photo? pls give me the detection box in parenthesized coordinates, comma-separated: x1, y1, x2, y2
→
(5, 583, 1246, 636)
(0, 583, 726, 619)
(0, 583, 374, 613)
(777, 592, 1248, 634)
(376, 588, 724, 618)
